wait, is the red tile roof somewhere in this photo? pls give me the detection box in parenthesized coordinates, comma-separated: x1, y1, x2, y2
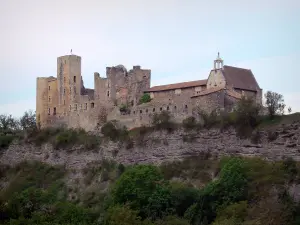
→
(145, 79, 207, 92)
(222, 66, 260, 92)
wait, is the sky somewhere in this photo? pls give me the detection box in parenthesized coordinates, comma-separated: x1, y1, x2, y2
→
(0, 0, 300, 117)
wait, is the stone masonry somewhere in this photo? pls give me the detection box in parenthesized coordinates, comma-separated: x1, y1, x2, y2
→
(36, 53, 263, 131)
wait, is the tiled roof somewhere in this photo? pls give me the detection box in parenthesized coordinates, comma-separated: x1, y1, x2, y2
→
(222, 66, 260, 92)
(145, 79, 207, 92)
(191, 87, 224, 97)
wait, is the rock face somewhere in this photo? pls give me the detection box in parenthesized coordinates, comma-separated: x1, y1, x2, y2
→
(1, 122, 299, 170)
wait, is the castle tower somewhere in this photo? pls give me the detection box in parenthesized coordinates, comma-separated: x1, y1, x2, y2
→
(214, 52, 224, 70)
(57, 54, 82, 114)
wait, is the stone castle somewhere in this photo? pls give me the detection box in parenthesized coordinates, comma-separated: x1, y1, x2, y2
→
(36, 53, 263, 130)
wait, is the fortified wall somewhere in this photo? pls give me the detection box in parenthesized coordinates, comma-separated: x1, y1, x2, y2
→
(36, 53, 263, 131)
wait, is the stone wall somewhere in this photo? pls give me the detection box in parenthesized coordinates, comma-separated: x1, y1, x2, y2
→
(1, 122, 299, 170)
(192, 90, 225, 114)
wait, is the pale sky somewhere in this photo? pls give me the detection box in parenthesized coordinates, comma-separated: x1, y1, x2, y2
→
(0, 0, 300, 117)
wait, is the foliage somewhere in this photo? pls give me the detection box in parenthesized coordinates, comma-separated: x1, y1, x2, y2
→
(19, 110, 36, 131)
(182, 116, 197, 130)
(2, 155, 300, 225)
(152, 111, 175, 132)
(233, 96, 261, 138)
(101, 121, 129, 142)
(110, 165, 173, 219)
(139, 93, 151, 104)
(264, 90, 285, 118)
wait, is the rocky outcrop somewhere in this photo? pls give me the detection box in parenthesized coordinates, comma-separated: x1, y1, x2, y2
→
(1, 122, 299, 170)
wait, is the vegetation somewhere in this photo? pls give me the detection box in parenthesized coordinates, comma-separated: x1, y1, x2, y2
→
(264, 90, 286, 118)
(139, 93, 151, 104)
(2, 156, 300, 224)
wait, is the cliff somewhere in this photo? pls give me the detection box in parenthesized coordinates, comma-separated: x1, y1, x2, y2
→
(1, 121, 299, 170)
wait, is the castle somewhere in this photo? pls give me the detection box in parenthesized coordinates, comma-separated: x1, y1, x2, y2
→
(36, 53, 263, 131)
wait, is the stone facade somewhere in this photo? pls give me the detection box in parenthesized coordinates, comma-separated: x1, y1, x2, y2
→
(36, 53, 263, 131)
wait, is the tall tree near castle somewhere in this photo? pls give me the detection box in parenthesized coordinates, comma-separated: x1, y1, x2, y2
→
(264, 91, 285, 118)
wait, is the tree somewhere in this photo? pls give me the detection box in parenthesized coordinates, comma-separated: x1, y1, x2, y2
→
(288, 107, 292, 114)
(0, 114, 18, 133)
(110, 165, 172, 219)
(264, 91, 285, 118)
(19, 110, 36, 131)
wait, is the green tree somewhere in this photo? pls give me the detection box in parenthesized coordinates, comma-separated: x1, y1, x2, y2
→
(264, 91, 285, 118)
(110, 165, 172, 219)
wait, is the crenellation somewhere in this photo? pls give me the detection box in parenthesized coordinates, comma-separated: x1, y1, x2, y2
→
(36, 53, 263, 131)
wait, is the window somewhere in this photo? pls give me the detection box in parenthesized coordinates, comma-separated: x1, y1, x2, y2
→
(133, 111, 135, 114)
(174, 105, 177, 110)
(70, 88, 71, 94)
(48, 86, 50, 90)
(107, 91, 110, 97)
(49, 96, 51, 102)
(185, 105, 188, 109)
(153, 108, 155, 112)
(85, 103, 87, 110)
(91, 102, 94, 108)
(69, 105, 71, 111)
(73, 76, 76, 83)
(131, 100, 134, 106)
(64, 89, 66, 95)
(160, 107, 162, 111)
(53, 107, 56, 115)
(75, 104, 77, 111)
(140, 110, 142, 114)
(64, 100, 65, 105)
(146, 109, 148, 113)
(48, 108, 50, 115)
(167, 106, 169, 111)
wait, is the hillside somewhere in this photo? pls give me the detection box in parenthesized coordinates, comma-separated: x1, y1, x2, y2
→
(1, 110, 300, 224)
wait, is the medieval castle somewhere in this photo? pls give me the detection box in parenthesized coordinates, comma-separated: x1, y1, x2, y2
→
(36, 53, 263, 131)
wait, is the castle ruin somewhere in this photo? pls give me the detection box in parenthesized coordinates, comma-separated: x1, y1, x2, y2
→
(36, 53, 263, 130)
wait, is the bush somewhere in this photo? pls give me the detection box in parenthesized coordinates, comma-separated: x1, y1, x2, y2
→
(101, 121, 129, 142)
(182, 117, 197, 130)
(139, 93, 151, 104)
(152, 111, 175, 132)
(233, 96, 261, 138)
(0, 134, 16, 149)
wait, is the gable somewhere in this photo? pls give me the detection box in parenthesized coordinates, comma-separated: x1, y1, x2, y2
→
(206, 69, 226, 89)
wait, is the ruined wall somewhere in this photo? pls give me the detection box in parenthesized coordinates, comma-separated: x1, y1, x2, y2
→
(36, 78, 49, 128)
(206, 69, 226, 89)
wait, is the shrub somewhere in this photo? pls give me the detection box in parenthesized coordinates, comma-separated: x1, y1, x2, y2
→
(139, 93, 151, 104)
(233, 96, 261, 138)
(152, 111, 175, 132)
(182, 116, 197, 130)
(0, 134, 16, 149)
(101, 121, 129, 142)
(197, 109, 219, 128)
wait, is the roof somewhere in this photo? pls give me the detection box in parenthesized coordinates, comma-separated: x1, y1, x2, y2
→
(222, 66, 260, 92)
(191, 87, 224, 97)
(145, 79, 207, 92)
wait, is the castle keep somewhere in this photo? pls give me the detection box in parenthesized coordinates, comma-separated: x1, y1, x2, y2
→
(36, 53, 263, 130)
